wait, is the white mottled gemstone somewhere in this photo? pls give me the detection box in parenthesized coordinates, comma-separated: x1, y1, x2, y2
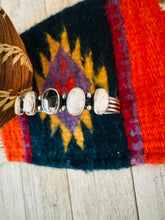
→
(23, 91, 37, 116)
(94, 88, 109, 115)
(66, 87, 85, 116)
(14, 96, 24, 115)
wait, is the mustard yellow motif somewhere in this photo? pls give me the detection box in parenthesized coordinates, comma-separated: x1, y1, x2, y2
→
(37, 28, 109, 152)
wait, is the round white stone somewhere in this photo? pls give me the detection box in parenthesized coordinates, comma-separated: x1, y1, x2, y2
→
(41, 88, 60, 114)
(66, 87, 85, 116)
(94, 88, 109, 115)
(23, 91, 37, 116)
(15, 96, 24, 115)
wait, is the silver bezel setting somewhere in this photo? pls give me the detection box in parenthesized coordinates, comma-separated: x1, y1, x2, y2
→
(66, 87, 86, 116)
(94, 88, 109, 115)
(23, 91, 37, 116)
(41, 88, 60, 115)
(14, 95, 24, 115)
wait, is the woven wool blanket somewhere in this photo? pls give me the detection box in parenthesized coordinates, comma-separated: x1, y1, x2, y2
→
(1, 0, 165, 170)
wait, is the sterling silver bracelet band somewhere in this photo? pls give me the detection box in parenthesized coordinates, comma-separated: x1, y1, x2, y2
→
(15, 87, 121, 116)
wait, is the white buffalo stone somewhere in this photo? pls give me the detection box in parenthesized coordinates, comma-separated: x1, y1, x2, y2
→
(67, 87, 85, 116)
(15, 96, 24, 115)
(23, 91, 37, 116)
(94, 88, 109, 115)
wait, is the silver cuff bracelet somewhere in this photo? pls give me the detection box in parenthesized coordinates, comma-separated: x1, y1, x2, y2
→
(15, 87, 121, 116)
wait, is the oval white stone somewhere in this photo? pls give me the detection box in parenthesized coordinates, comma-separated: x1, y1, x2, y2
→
(94, 88, 109, 115)
(15, 96, 24, 115)
(23, 91, 37, 116)
(66, 87, 85, 116)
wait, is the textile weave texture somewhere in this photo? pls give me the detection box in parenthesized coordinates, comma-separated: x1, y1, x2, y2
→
(1, 0, 165, 170)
